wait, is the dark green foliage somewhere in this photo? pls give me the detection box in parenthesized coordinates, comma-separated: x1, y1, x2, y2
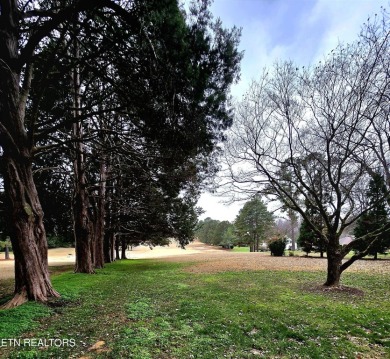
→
(18, 0, 243, 252)
(353, 173, 390, 259)
(46, 236, 73, 249)
(195, 218, 236, 247)
(235, 197, 274, 251)
(195, 218, 219, 244)
(220, 225, 237, 248)
(297, 219, 314, 255)
(297, 205, 326, 256)
(268, 236, 287, 256)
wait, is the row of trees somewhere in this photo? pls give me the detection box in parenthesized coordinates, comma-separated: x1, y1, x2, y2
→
(0, 0, 242, 307)
(222, 8, 390, 286)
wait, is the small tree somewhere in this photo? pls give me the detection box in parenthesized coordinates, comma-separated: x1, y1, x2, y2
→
(297, 198, 327, 257)
(268, 236, 287, 256)
(297, 220, 314, 255)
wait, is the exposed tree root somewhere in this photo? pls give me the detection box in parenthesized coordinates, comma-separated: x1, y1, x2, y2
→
(0, 287, 60, 310)
(0, 292, 28, 309)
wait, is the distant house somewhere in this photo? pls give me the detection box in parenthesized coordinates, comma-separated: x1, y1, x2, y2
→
(285, 237, 293, 250)
(339, 236, 354, 246)
(259, 241, 268, 251)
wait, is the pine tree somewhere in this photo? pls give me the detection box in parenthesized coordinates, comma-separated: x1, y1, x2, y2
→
(353, 173, 390, 259)
(235, 197, 274, 252)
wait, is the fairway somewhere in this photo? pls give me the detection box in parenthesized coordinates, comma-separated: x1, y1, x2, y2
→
(0, 245, 389, 358)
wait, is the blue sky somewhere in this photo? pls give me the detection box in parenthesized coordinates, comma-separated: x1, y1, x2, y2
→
(197, 0, 389, 221)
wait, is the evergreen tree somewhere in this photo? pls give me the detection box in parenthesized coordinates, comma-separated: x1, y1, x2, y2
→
(353, 173, 390, 259)
(235, 197, 274, 252)
(297, 199, 326, 257)
(220, 224, 237, 248)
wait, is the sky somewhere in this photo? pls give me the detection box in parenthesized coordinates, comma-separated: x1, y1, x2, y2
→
(197, 0, 389, 222)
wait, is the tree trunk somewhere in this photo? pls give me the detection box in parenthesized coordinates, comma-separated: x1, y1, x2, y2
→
(103, 231, 112, 263)
(324, 250, 342, 286)
(71, 33, 94, 274)
(5, 246, 9, 260)
(289, 209, 297, 251)
(115, 238, 120, 260)
(2, 157, 60, 307)
(93, 159, 106, 269)
(110, 233, 116, 261)
(103, 177, 112, 263)
(121, 237, 127, 259)
(73, 188, 94, 273)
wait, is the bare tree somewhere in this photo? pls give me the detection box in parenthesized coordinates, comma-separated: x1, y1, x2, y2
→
(223, 10, 390, 287)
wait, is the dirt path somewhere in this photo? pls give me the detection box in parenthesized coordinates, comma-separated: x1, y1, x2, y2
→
(1, 241, 389, 281)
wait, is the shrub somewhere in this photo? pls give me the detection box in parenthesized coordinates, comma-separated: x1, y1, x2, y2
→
(268, 236, 287, 256)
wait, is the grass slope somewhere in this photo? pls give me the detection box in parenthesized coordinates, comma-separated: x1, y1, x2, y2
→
(0, 260, 389, 358)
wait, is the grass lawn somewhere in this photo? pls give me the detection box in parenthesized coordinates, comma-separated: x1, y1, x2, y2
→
(231, 246, 251, 252)
(0, 260, 389, 358)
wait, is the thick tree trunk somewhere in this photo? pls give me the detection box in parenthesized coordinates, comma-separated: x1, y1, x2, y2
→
(324, 249, 342, 287)
(104, 230, 113, 263)
(2, 157, 60, 308)
(73, 188, 94, 273)
(71, 28, 94, 274)
(72, 116, 94, 273)
(121, 237, 127, 259)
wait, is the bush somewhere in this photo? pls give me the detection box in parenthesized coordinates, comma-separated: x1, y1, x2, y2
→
(268, 236, 287, 256)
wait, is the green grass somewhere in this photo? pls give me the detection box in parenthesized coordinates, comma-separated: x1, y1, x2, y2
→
(231, 246, 250, 252)
(0, 260, 389, 358)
